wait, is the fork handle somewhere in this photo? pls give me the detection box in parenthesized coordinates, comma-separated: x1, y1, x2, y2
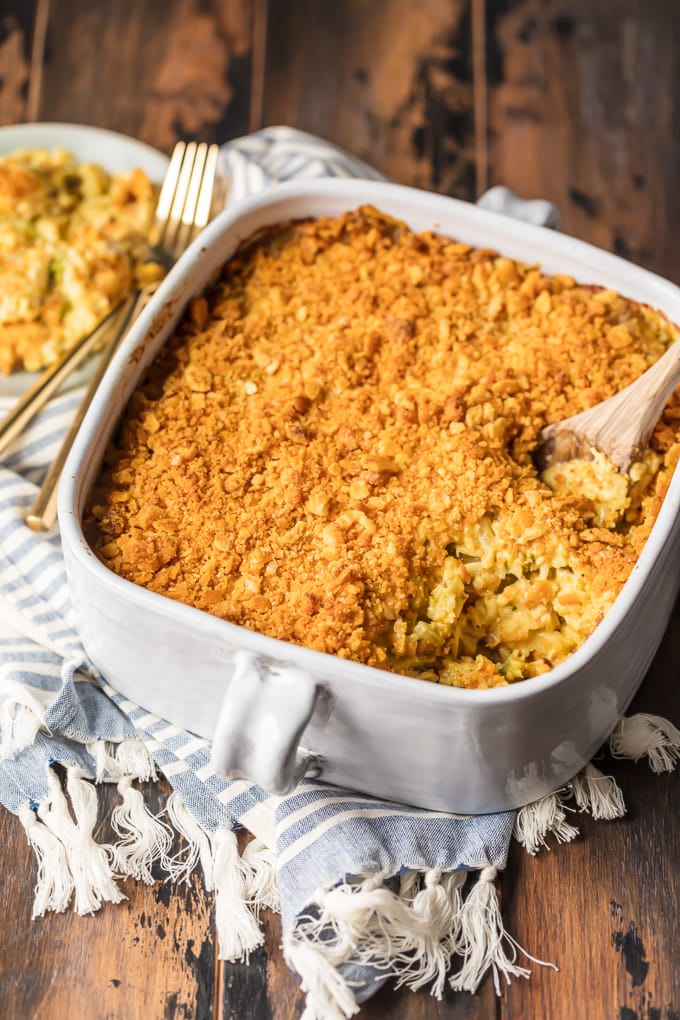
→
(0, 302, 128, 459)
(25, 285, 157, 532)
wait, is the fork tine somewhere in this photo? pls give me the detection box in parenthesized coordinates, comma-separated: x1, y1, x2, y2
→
(174, 142, 209, 255)
(165, 142, 220, 257)
(163, 140, 197, 250)
(180, 142, 208, 226)
(154, 141, 186, 244)
(195, 145, 219, 228)
(23, 139, 222, 531)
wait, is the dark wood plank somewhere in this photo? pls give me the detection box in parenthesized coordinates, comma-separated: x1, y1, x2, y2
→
(262, 0, 478, 199)
(0, 3, 679, 1019)
(0, 0, 45, 125)
(363, 972, 500, 1019)
(32, 0, 254, 151)
(219, 843, 499, 1020)
(226, 896, 501, 1020)
(219, 900, 307, 1020)
(484, 0, 680, 283)
(485, 8, 680, 1011)
(0, 777, 218, 1020)
(501, 599, 680, 1020)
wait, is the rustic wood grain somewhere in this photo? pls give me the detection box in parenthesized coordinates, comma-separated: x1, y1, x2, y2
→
(217, 903, 306, 1020)
(501, 597, 680, 1020)
(28, 0, 254, 151)
(0, 778, 217, 1020)
(262, 0, 478, 198)
(363, 970, 500, 1019)
(1, 1, 680, 1018)
(0, 0, 42, 125)
(484, 0, 680, 282)
(219, 837, 500, 1018)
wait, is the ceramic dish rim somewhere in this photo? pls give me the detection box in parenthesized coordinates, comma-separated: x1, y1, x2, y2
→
(59, 176, 680, 709)
(0, 121, 169, 171)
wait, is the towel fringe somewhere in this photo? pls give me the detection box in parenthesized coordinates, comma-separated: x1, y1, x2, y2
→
(86, 737, 157, 783)
(110, 775, 174, 883)
(283, 940, 361, 1020)
(164, 790, 215, 886)
(610, 713, 680, 773)
(398, 869, 468, 997)
(570, 763, 626, 820)
(241, 835, 281, 916)
(449, 866, 555, 995)
(513, 791, 579, 855)
(86, 739, 120, 781)
(285, 864, 551, 1014)
(37, 765, 125, 914)
(0, 680, 53, 758)
(211, 826, 265, 962)
(18, 803, 74, 916)
(398, 869, 421, 902)
(114, 738, 157, 782)
(161, 796, 277, 959)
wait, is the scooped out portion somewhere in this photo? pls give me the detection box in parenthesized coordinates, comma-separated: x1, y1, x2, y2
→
(85, 207, 680, 688)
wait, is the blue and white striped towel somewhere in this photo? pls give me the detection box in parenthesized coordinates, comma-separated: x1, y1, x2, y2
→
(1, 127, 677, 1017)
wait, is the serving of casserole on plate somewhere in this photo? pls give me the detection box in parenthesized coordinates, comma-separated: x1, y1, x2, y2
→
(0, 123, 169, 397)
(59, 179, 680, 814)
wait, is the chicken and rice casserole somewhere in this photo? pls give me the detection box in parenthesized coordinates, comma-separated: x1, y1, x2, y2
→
(85, 208, 680, 689)
(0, 147, 158, 374)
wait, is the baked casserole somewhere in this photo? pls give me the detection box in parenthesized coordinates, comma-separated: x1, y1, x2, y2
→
(0, 147, 158, 374)
(85, 207, 680, 690)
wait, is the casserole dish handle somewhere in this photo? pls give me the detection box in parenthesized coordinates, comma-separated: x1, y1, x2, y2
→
(211, 650, 322, 794)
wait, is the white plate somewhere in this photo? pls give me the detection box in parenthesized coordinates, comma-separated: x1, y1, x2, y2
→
(0, 123, 169, 399)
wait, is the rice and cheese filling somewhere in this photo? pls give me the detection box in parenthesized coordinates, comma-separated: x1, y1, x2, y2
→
(86, 208, 680, 689)
(0, 147, 159, 374)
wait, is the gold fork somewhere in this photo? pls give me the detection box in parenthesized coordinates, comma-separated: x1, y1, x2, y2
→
(22, 140, 220, 531)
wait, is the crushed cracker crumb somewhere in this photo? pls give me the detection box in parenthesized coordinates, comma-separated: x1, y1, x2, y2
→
(85, 208, 680, 689)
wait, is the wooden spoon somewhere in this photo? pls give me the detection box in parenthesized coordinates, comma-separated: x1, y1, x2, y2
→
(534, 340, 680, 473)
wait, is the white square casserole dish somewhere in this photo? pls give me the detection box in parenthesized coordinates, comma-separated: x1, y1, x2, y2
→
(59, 179, 680, 814)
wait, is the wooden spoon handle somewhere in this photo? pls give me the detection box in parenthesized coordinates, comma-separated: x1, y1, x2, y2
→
(537, 338, 680, 471)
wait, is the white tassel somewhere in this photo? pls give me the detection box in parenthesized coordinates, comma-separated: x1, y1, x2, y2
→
(38, 766, 125, 914)
(399, 869, 468, 997)
(241, 836, 280, 915)
(86, 738, 157, 783)
(0, 681, 53, 758)
(86, 740, 120, 782)
(570, 764, 626, 820)
(314, 872, 413, 949)
(449, 866, 537, 995)
(610, 713, 680, 773)
(294, 870, 466, 1002)
(288, 866, 553, 1012)
(513, 791, 579, 855)
(114, 738, 157, 782)
(18, 803, 74, 917)
(211, 827, 264, 962)
(164, 791, 214, 887)
(283, 939, 360, 1020)
(110, 776, 174, 883)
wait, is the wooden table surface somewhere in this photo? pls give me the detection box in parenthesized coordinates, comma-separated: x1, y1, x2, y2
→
(1, 1, 679, 1018)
